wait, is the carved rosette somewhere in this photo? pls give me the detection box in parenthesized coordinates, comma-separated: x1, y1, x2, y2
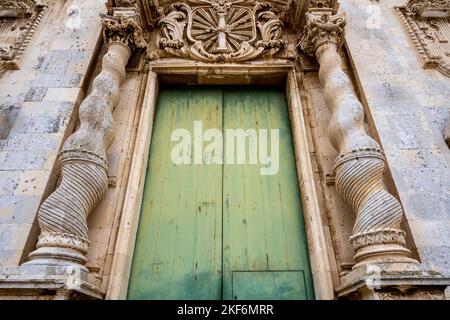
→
(151, 0, 286, 62)
(299, 12, 416, 267)
(25, 7, 147, 270)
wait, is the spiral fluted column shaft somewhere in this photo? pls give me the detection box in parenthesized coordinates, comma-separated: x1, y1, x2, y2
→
(299, 12, 416, 267)
(25, 9, 147, 270)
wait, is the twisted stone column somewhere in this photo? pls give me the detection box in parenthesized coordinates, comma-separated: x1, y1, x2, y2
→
(299, 12, 417, 268)
(25, 9, 146, 270)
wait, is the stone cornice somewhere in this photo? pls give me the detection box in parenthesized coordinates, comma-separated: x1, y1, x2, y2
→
(406, 0, 450, 17)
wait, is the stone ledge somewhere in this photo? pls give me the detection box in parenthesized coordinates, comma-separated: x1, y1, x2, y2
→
(0, 265, 104, 300)
(336, 263, 450, 300)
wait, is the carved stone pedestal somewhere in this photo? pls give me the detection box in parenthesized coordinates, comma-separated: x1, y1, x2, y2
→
(336, 263, 450, 300)
(0, 265, 104, 300)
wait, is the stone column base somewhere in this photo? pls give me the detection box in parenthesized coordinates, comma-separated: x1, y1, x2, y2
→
(0, 265, 104, 300)
(336, 262, 450, 300)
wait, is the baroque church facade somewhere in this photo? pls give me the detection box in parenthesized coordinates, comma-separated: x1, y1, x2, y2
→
(0, 0, 449, 300)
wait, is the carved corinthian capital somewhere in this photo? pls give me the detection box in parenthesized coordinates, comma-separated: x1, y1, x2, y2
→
(298, 12, 345, 56)
(24, 7, 147, 271)
(299, 12, 417, 268)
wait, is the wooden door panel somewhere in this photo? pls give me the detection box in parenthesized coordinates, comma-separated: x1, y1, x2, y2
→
(222, 87, 315, 300)
(232, 271, 307, 300)
(127, 87, 223, 300)
(127, 86, 314, 300)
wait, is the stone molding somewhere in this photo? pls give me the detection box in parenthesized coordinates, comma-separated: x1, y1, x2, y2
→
(406, 0, 450, 17)
(0, 0, 36, 18)
(396, 2, 450, 78)
(25, 6, 147, 270)
(350, 229, 407, 252)
(149, 0, 287, 62)
(0, 0, 46, 70)
(396, 1, 450, 147)
(298, 11, 416, 267)
(36, 231, 90, 254)
(308, 0, 339, 13)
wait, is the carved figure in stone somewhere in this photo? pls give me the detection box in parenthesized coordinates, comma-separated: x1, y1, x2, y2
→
(299, 11, 417, 268)
(151, 0, 286, 62)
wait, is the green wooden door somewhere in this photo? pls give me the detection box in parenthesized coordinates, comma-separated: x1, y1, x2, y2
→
(127, 86, 314, 300)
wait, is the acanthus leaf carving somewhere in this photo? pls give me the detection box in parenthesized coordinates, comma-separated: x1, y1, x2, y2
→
(25, 6, 146, 270)
(101, 10, 148, 51)
(151, 0, 287, 62)
(308, 0, 339, 12)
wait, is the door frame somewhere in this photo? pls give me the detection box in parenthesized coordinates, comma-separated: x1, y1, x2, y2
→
(105, 62, 335, 300)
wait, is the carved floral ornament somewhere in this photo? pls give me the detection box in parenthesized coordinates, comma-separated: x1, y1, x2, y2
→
(150, 0, 287, 62)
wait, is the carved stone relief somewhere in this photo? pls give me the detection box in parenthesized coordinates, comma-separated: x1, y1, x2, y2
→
(149, 0, 288, 62)
(397, 1, 450, 148)
(396, 1, 450, 77)
(308, 0, 339, 13)
(0, 0, 46, 69)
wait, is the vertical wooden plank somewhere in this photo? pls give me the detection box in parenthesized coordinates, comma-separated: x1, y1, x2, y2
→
(222, 87, 315, 300)
(127, 87, 223, 299)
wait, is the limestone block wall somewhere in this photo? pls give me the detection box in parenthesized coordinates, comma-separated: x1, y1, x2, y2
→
(0, 0, 105, 268)
(341, 0, 450, 276)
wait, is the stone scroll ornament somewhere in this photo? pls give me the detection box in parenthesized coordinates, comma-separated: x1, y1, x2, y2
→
(150, 0, 286, 62)
(24, 9, 147, 270)
(298, 12, 418, 268)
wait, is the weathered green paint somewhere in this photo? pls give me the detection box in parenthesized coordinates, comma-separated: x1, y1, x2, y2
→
(222, 88, 314, 300)
(127, 86, 314, 300)
(127, 87, 223, 299)
(232, 271, 307, 300)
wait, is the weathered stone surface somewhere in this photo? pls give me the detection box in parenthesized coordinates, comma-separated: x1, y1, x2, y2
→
(0, 265, 104, 300)
(341, 0, 450, 276)
(0, 0, 106, 268)
(0, 0, 450, 300)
